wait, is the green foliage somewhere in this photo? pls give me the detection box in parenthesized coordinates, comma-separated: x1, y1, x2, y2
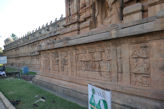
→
(6, 67, 37, 75)
(6, 67, 19, 72)
(0, 78, 86, 109)
(25, 71, 37, 75)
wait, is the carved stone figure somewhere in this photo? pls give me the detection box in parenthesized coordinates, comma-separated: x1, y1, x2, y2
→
(94, 0, 119, 26)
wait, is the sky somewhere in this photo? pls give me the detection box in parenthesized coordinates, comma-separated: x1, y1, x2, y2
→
(0, 0, 65, 49)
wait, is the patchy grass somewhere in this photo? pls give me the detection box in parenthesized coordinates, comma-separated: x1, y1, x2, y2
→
(6, 67, 37, 75)
(24, 71, 37, 75)
(6, 67, 19, 72)
(0, 78, 87, 109)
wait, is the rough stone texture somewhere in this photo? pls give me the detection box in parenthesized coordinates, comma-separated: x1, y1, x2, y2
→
(3, 0, 164, 109)
(148, 0, 164, 17)
(0, 92, 15, 109)
(123, 3, 143, 15)
(0, 100, 6, 109)
(124, 12, 142, 23)
(34, 32, 164, 100)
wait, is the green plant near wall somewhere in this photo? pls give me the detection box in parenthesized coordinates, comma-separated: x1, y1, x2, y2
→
(6, 67, 37, 75)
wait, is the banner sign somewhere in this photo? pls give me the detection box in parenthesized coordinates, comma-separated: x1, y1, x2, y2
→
(0, 56, 7, 64)
(88, 84, 111, 109)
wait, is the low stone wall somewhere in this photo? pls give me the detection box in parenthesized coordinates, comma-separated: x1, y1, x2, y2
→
(33, 76, 164, 109)
(33, 78, 88, 107)
(0, 92, 15, 109)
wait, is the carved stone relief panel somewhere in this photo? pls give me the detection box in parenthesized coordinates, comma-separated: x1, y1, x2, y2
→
(39, 40, 151, 89)
(51, 52, 59, 72)
(130, 43, 151, 87)
(69, 50, 76, 77)
(66, 0, 78, 22)
(76, 44, 112, 81)
(41, 52, 50, 73)
(94, 0, 120, 26)
(60, 51, 69, 74)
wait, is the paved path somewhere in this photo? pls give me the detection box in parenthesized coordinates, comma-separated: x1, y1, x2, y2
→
(0, 100, 6, 109)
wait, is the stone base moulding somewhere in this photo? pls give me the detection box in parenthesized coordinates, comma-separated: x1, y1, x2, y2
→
(33, 76, 164, 109)
(32, 77, 88, 107)
(0, 92, 15, 109)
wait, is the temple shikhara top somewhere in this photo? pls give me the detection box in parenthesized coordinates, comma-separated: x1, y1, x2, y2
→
(3, 0, 164, 108)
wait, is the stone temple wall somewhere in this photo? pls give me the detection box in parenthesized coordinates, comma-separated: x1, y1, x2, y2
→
(3, 0, 164, 108)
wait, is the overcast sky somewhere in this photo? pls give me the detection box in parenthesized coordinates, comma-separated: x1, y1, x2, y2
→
(0, 0, 65, 49)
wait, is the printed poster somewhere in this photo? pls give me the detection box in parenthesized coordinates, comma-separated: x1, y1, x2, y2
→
(88, 84, 111, 109)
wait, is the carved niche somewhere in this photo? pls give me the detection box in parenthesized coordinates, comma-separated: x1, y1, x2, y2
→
(60, 51, 69, 73)
(130, 43, 151, 87)
(51, 52, 59, 72)
(41, 53, 51, 73)
(90, 0, 120, 26)
(66, 0, 78, 22)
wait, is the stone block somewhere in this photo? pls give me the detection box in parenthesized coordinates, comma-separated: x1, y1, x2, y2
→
(148, 0, 164, 17)
(151, 60, 164, 90)
(157, 10, 164, 18)
(102, 49, 111, 61)
(93, 52, 102, 61)
(124, 12, 142, 24)
(151, 40, 164, 90)
(100, 61, 111, 72)
(123, 3, 143, 16)
(79, 53, 92, 61)
(123, 3, 143, 23)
